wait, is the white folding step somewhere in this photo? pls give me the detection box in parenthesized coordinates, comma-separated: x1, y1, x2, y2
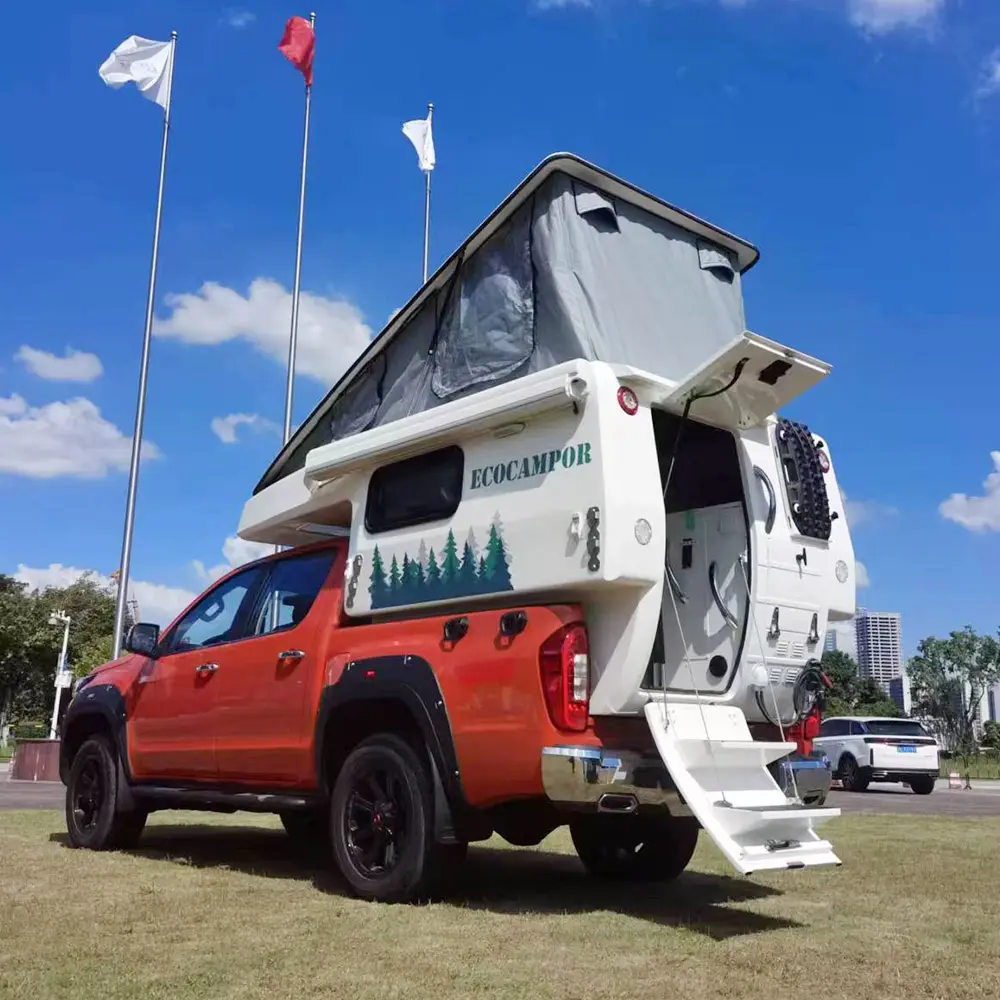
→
(644, 701, 841, 875)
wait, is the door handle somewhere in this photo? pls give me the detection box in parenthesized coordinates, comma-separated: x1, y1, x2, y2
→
(195, 662, 219, 676)
(709, 562, 739, 630)
(753, 465, 776, 534)
(278, 650, 305, 661)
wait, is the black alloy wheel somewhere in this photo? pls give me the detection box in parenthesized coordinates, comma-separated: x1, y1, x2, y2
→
(330, 733, 462, 903)
(65, 736, 147, 850)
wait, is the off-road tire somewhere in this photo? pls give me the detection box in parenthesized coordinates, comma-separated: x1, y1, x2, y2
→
(65, 735, 147, 851)
(908, 776, 935, 796)
(329, 732, 463, 903)
(839, 755, 869, 792)
(569, 814, 700, 882)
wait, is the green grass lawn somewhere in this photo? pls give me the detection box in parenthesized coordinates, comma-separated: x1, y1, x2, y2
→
(1, 809, 998, 1000)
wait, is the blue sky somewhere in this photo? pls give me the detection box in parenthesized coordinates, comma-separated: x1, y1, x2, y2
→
(2, 0, 999, 656)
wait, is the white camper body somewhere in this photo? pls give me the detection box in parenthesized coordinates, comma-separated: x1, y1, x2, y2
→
(238, 154, 857, 875)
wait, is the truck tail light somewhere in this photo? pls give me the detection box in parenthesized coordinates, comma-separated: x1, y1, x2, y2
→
(540, 623, 590, 732)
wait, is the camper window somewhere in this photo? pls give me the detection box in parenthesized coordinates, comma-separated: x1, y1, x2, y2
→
(364, 445, 465, 535)
(431, 202, 535, 399)
(329, 355, 386, 440)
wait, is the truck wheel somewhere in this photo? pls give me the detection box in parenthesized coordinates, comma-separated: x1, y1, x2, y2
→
(908, 776, 935, 795)
(330, 733, 457, 903)
(65, 736, 147, 851)
(839, 755, 869, 792)
(569, 814, 700, 882)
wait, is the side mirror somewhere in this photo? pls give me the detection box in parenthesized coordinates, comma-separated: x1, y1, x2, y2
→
(124, 622, 161, 657)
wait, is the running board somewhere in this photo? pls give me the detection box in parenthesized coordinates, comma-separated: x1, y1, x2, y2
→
(644, 701, 841, 874)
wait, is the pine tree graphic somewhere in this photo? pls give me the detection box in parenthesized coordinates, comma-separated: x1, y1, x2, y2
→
(440, 529, 460, 593)
(458, 539, 478, 592)
(369, 544, 388, 609)
(426, 547, 441, 597)
(389, 554, 401, 596)
(483, 514, 513, 592)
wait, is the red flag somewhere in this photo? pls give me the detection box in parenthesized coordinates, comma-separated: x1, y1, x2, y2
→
(278, 15, 315, 86)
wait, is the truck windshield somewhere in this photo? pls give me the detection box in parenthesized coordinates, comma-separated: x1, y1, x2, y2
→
(864, 720, 929, 738)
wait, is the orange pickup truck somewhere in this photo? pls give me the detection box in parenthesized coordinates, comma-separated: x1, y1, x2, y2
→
(60, 538, 699, 902)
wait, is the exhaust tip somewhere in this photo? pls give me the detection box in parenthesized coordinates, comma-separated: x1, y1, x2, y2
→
(597, 793, 638, 814)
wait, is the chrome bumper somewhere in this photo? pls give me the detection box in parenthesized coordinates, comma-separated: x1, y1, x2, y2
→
(541, 745, 693, 817)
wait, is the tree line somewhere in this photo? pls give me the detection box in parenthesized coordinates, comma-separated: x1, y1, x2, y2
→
(0, 573, 128, 740)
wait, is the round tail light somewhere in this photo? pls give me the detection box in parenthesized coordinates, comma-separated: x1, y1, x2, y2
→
(817, 448, 830, 473)
(617, 386, 639, 415)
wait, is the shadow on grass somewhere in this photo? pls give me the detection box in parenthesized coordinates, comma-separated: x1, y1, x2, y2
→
(50, 822, 799, 939)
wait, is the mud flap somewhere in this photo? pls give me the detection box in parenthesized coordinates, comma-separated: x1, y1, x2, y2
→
(643, 701, 841, 873)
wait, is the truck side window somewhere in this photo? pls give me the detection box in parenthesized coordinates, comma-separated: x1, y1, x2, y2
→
(250, 549, 338, 637)
(165, 567, 263, 653)
(365, 445, 464, 534)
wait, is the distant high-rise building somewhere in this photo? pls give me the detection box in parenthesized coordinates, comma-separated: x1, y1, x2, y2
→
(855, 609, 903, 688)
(888, 675, 911, 715)
(824, 629, 838, 654)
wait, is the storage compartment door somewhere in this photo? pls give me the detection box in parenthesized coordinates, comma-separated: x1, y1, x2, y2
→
(664, 332, 831, 430)
(653, 502, 749, 694)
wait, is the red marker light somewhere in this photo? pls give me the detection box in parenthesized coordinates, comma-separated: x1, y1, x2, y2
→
(617, 386, 639, 415)
(364, 669, 377, 679)
(817, 448, 830, 473)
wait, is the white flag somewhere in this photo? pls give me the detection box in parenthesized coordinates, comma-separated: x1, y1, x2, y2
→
(99, 35, 173, 110)
(402, 115, 435, 172)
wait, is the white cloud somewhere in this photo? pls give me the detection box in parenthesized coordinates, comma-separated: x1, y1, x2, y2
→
(211, 412, 279, 445)
(847, 0, 946, 34)
(14, 564, 196, 628)
(0, 394, 160, 479)
(153, 278, 373, 385)
(975, 49, 1000, 99)
(15, 346, 103, 383)
(223, 9, 256, 29)
(14, 533, 276, 631)
(535, 0, 591, 7)
(939, 451, 1000, 532)
(840, 489, 898, 529)
(192, 535, 274, 584)
(856, 559, 870, 589)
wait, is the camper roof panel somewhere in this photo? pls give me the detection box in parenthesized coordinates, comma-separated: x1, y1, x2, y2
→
(255, 152, 759, 496)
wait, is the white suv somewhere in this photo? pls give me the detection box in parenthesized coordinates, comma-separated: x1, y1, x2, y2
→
(814, 716, 940, 795)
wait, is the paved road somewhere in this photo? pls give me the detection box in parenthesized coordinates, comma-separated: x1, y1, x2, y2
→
(2, 769, 999, 817)
(829, 779, 1000, 818)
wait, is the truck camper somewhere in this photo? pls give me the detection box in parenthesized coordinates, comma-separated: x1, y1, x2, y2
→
(62, 154, 856, 902)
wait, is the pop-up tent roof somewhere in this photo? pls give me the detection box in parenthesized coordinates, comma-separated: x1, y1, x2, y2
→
(254, 152, 760, 495)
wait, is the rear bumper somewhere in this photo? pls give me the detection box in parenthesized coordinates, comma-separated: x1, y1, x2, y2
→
(867, 768, 940, 783)
(540, 745, 693, 817)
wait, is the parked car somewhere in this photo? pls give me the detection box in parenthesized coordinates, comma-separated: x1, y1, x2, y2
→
(814, 716, 939, 794)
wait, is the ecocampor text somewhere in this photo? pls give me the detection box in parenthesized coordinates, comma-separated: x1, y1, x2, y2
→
(470, 442, 593, 490)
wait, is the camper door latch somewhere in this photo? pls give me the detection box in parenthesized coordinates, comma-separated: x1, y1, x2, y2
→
(585, 506, 601, 572)
(345, 554, 363, 609)
(795, 547, 807, 568)
(807, 613, 820, 646)
(767, 607, 781, 641)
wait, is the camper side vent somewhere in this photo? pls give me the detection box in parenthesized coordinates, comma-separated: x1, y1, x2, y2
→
(775, 418, 832, 542)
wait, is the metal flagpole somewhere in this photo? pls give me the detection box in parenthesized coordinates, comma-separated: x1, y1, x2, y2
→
(422, 102, 433, 285)
(281, 11, 316, 449)
(112, 31, 177, 659)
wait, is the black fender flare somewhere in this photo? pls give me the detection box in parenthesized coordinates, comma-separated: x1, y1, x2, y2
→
(315, 655, 485, 842)
(60, 683, 138, 813)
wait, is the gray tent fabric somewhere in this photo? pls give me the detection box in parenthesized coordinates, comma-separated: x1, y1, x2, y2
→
(278, 166, 747, 477)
